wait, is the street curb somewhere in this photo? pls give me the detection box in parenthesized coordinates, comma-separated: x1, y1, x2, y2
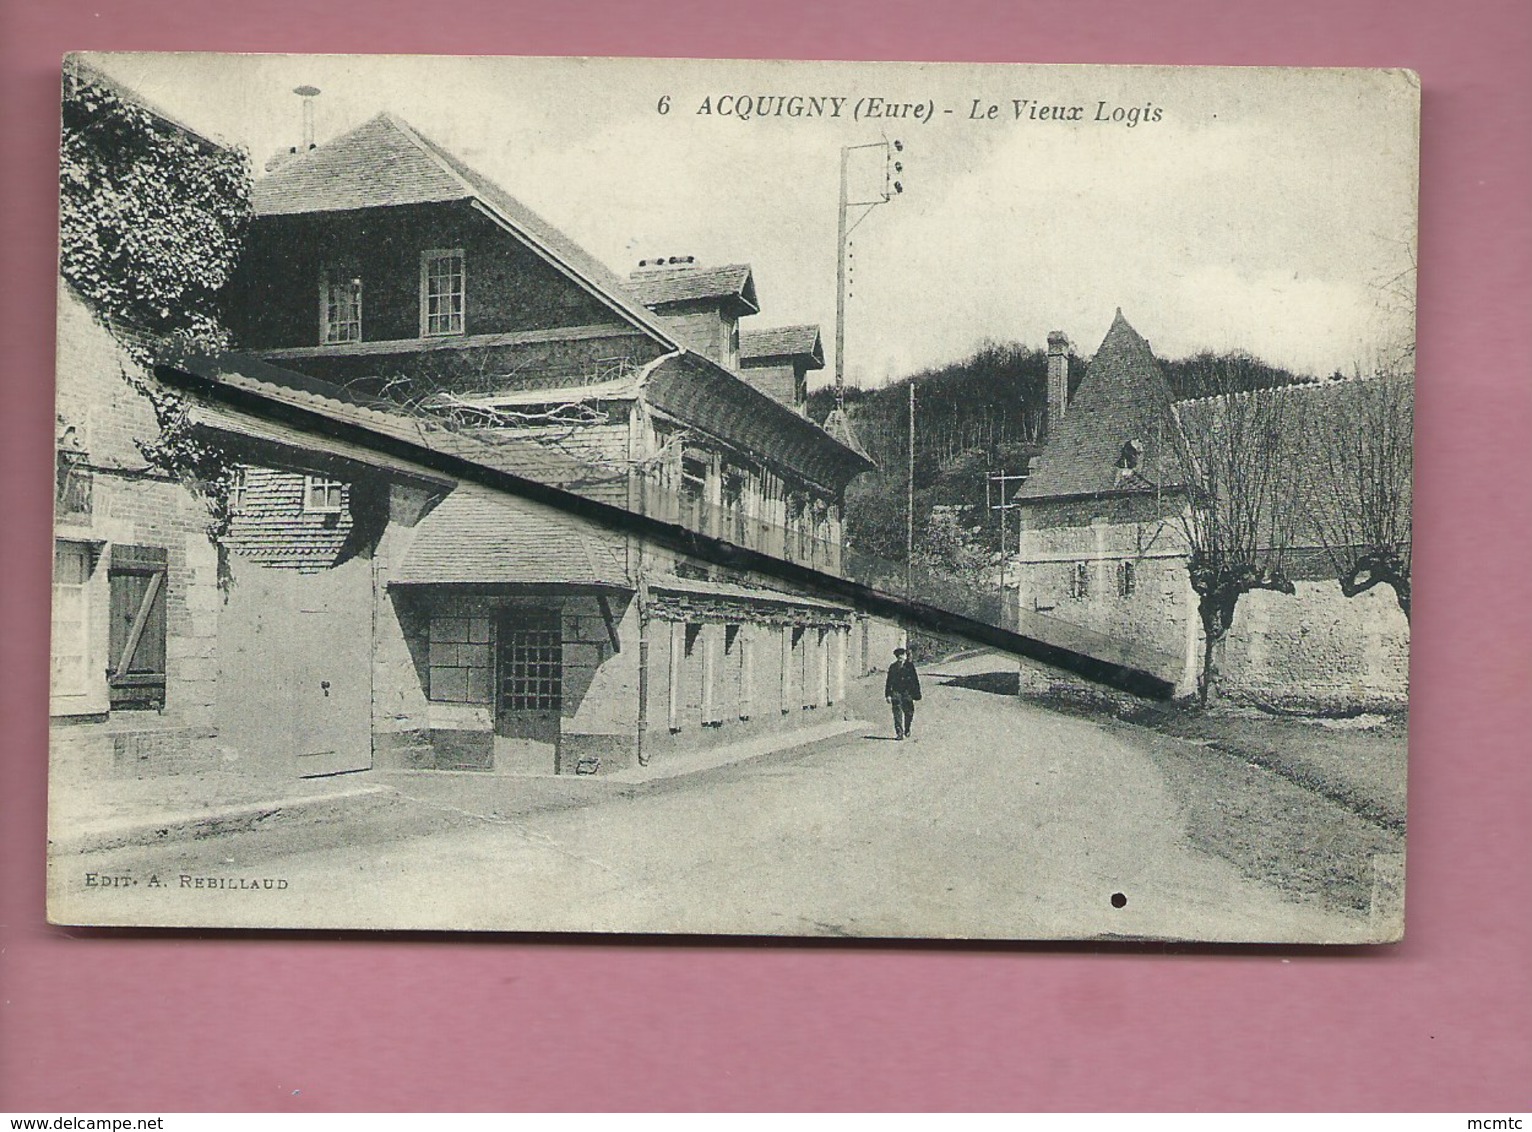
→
(54, 720, 873, 854)
(604, 718, 870, 783)
(50, 784, 393, 857)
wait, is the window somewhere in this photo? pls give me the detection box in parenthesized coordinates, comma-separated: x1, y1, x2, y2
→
(428, 616, 493, 704)
(227, 466, 247, 514)
(680, 454, 708, 532)
(108, 544, 167, 710)
(1117, 560, 1137, 598)
(789, 496, 810, 562)
(421, 249, 465, 336)
(321, 266, 362, 343)
(304, 475, 345, 514)
(1068, 561, 1090, 601)
(721, 472, 746, 545)
(812, 503, 831, 567)
(499, 610, 562, 712)
(51, 542, 92, 698)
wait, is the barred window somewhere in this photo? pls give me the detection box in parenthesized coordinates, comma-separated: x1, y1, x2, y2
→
(1117, 560, 1137, 597)
(428, 616, 493, 704)
(421, 249, 465, 336)
(500, 612, 562, 712)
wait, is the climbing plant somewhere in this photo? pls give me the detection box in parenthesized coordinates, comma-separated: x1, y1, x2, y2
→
(59, 62, 252, 571)
(59, 60, 251, 356)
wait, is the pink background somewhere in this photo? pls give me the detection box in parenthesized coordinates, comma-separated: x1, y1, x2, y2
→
(2, 0, 1528, 1112)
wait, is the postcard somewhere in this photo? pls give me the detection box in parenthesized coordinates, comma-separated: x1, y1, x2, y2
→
(48, 54, 1416, 940)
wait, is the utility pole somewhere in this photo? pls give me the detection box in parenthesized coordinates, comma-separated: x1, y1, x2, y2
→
(834, 139, 904, 412)
(988, 470, 1028, 629)
(906, 379, 915, 597)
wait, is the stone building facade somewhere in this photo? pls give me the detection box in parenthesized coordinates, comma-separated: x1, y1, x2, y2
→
(1011, 310, 1410, 708)
(50, 286, 224, 781)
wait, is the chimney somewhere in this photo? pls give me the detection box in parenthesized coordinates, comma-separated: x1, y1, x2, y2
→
(294, 85, 321, 149)
(263, 85, 323, 172)
(1047, 330, 1071, 436)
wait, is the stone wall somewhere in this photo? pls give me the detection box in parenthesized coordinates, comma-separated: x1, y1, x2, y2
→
(1013, 507, 1410, 708)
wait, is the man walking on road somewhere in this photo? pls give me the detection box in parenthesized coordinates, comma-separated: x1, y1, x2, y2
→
(885, 646, 923, 740)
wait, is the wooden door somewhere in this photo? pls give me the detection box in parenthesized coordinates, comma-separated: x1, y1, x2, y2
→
(291, 600, 373, 778)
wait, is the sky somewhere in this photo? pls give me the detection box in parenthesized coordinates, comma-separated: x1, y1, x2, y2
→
(83, 53, 1420, 388)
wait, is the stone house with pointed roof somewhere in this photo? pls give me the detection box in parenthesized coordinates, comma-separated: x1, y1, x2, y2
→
(1011, 311, 1409, 707)
(216, 111, 876, 774)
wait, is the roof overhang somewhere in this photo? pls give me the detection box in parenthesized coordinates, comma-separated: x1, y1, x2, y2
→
(182, 399, 457, 489)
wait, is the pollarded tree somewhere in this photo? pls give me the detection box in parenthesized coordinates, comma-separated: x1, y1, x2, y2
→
(1172, 362, 1304, 705)
(1308, 367, 1414, 620)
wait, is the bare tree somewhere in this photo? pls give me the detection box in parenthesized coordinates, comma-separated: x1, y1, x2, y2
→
(1172, 370, 1303, 705)
(1308, 367, 1414, 620)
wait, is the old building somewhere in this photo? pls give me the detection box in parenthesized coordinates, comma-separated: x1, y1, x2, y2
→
(215, 111, 876, 775)
(1011, 310, 1410, 707)
(740, 325, 825, 415)
(50, 285, 227, 782)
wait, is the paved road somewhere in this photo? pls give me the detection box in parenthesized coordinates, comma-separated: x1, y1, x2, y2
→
(53, 655, 1374, 942)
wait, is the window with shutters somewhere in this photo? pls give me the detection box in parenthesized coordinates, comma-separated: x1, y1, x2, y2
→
(107, 544, 168, 710)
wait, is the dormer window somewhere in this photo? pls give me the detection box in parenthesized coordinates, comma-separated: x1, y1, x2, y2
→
(421, 249, 465, 336)
(321, 266, 362, 344)
(1117, 439, 1144, 472)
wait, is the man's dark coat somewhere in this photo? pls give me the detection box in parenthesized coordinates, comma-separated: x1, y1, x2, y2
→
(884, 658, 922, 701)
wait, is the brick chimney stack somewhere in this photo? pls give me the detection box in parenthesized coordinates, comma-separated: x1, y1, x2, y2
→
(1046, 330, 1071, 436)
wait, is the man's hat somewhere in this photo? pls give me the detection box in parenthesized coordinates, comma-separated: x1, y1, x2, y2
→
(894, 647, 907, 655)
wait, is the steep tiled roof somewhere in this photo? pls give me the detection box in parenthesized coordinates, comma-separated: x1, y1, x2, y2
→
(628, 264, 759, 315)
(251, 113, 677, 347)
(741, 325, 824, 366)
(393, 484, 630, 587)
(1020, 310, 1190, 501)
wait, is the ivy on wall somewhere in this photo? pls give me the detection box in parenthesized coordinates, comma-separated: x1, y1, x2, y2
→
(59, 61, 253, 576)
(59, 61, 251, 353)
